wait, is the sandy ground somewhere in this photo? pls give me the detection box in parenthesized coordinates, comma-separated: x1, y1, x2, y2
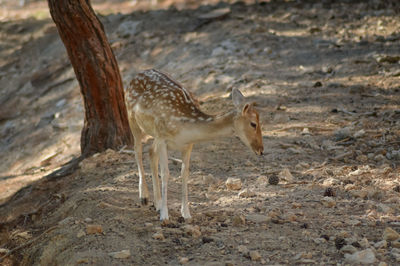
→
(0, 0, 400, 265)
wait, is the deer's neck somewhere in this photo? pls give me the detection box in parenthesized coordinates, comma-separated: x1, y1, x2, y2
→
(177, 111, 236, 144)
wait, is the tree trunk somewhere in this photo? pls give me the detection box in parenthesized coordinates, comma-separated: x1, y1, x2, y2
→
(48, 0, 133, 157)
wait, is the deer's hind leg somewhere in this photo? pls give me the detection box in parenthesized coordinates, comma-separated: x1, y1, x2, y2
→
(128, 114, 150, 205)
(149, 141, 161, 211)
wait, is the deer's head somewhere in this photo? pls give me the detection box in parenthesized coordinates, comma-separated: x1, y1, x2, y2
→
(232, 88, 264, 156)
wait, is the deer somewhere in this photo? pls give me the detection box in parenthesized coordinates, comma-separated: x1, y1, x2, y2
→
(125, 69, 264, 221)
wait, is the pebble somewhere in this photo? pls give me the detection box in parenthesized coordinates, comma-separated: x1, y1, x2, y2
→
(383, 227, 400, 241)
(76, 229, 86, 238)
(344, 249, 376, 264)
(390, 248, 400, 261)
(301, 127, 312, 136)
(0, 248, 10, 254)
(313, 238, 327, 245)
(116, 21, 141, 38)
(238, 245, 248, 254)
(341, 245, 358, 254)
(278, 168, 294, 183)
(109, 249, 131, 259)
(202, 174, 216, 185)
(374, 154, 386, 162)
(144, 222, 153, 228)
(249, 250, 261, 261)
(152, 232, 165, 240)
(334, 127, 352, 141)
(238, 188, 256, 198)
(86, 224, 103, 234)
(374, 240, 387, 249)
(393, 239, 400, 248)
(184, 225, 202, 238)
(256, 176, 268, 184)
(58, 216, 74, 225)
(246, 214, 271, 224)
(232, 215, 246, 226)
(84, 218, 93, 223)
(353, 129, 365, 138)
(323, 177, 340, 187)
(179, 257, 189, 264)
(321, 197, 336, 208)
(225, 178, 242, 190)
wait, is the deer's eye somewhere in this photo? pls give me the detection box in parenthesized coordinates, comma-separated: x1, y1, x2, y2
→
(250, 122, 257, 129)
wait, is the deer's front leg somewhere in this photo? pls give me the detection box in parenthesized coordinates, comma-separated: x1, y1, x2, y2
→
(158, 140, 169, 221)
(181, 144, 193, 219)
(149, 141, 161, 211)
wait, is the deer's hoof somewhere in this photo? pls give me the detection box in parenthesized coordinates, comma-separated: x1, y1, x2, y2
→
(140, 197, 149, 205)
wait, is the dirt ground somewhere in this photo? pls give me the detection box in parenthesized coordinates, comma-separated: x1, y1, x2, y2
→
(1, 0, 400, 265)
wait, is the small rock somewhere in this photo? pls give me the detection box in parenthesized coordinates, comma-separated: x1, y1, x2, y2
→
(278, 168, 294, 183)
(268, 175, 279, 185)
(334, 127, 352, 141)
(238, 188, 256, 198)
(383, 227, 400, 241)
(58, 216, 74, 225)
(76, 229, 86, 238)
(377, 203, 393, 213)
(116, 21, 141, 38)
(0, 248, 10, 254)
(374, 240, 387, 249)
(354, 129, 366, 138)
(256, 176, 268, 184)
(321, 197, 336, 208)
(301, 127, 312, 136)
(225, 178, 242, 190)
(144, 222, 153, 228)
(184, 225, 201, 238)
(249, 250, 261, 261)
(109, 250, 131, 259)
(323, 177, 340, 186)
(198, 7, 231, 19)
(344, 249, 376, 264)
(202, 236, 214, 244)
(374, 154, 386, 162)
(246, 214, 271, 224)
(357, 154, 368, 162)
(392, 239, 400, 248)
(152, 232, 165, 240)
(203, 174, 216, 184)
(292, 202, 302, 209)
(346, 219, 361, 226)
(86, 224, 103, 234)
(84, 218, 93, 223)
(232, 215, 246, 226)
(313, 238, 327, 245)
(238, 245, 249, 254)
(375, 54, 400, 64)
(359, 238, 370, 248)
(350, 190, 368, 199)
(341, 245, 358, 254)
(179, 257, 189, 264)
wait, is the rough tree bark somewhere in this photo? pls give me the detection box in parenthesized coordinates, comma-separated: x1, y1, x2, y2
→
(48, 0, 133, 157)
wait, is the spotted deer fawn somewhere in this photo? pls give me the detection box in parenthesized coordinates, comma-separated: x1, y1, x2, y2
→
(125, 69, 264, 220)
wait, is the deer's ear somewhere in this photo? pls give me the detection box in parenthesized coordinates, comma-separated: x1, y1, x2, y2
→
(242, 103, 250, 115)
(232, 88, 245, 109)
